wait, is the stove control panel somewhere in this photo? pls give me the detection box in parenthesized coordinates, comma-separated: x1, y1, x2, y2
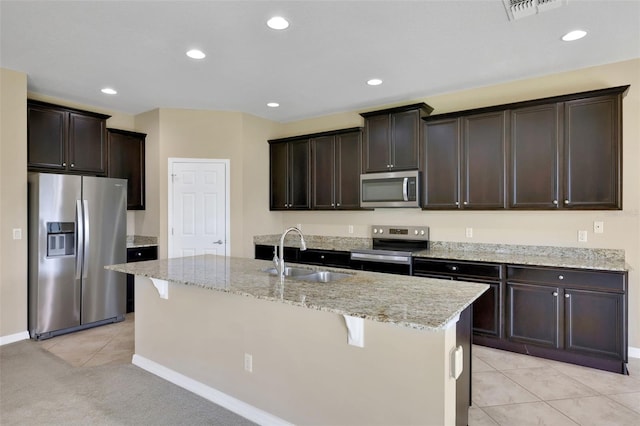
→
(371, 225, 429, 240)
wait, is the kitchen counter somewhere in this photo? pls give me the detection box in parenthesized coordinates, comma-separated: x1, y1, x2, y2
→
(106, 255, 488, 331)
(126, 235, 158, 249)
(107, 254, 482, 425)
(254, 234, 628, 272)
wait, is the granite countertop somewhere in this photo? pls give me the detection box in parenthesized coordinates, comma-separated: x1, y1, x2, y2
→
(254, 235, 628, 272)
(126, 235, 158, 249)
(106, 255, 488, 332)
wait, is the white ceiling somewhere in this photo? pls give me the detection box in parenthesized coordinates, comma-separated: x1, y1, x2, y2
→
(1, 0, 639, 123)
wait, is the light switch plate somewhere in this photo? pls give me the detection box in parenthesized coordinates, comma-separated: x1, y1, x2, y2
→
(12, 228, 22, 240)
(578, 230, 588, 242)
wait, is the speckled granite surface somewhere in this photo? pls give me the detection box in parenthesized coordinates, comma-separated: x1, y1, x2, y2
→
(253, 235, 627, 271)
(106, 255, 488, 331)
(126, 235, 158, 249)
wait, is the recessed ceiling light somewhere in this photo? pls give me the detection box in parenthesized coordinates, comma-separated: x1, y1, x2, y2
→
(186, 49, 206, 59)
(267, 16, 289, 30)
(267, 102, 280, 108)
(101, 88, 117, 95)
(562, 30, 587, 41)
(367, 79, 383, 86)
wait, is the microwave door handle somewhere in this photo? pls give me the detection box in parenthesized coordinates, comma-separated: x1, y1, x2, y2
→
(402, 177, 409, 201)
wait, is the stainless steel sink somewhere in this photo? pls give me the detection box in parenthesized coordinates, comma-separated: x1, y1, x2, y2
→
(297, 271, 351, 283)
(263, 267, 351, 282)
(263, 266, 315, 277)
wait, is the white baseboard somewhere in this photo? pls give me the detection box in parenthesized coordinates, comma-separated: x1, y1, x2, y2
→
(0, 331, 29, 346)
(132, 354, 292, 426)
(629, 346, 640, 359)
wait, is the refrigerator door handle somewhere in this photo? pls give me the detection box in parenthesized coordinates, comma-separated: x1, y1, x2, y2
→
(76, 200, 84, 280)
(82, 200, 90, 280)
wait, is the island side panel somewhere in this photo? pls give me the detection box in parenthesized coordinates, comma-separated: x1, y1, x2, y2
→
(134, 276, 459, 425)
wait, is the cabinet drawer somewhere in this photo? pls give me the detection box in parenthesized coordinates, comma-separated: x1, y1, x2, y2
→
(413, 258, 502, 279)
(298, 249, 351, 268)
(127, 246, 158, 262)
(507, 266, 626, 292)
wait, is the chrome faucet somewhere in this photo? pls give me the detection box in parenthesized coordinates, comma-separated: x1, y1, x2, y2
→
(275, 227, 307, 279)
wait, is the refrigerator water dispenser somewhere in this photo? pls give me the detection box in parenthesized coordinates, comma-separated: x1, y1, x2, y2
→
(46, 222, 75, 257)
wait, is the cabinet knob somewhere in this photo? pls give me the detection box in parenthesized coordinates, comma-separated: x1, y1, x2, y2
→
(564, 200, 570, 205)
(137, 252, 142, 256)
(62, 162, 66, 167)
(455, 201, 459, 206)
(451, 266, 458, 271)
(565, 294, 570, 298)
(558, 275, 564, 280)
(553, 200, 558, 205)
(70, 163, 75, 168)
(553, 291, 558, 297)
(331, 203, 335, 207)
(320, 255, 325, 259)
(463, 201, 468, 206)
(336, 203, 340, 207)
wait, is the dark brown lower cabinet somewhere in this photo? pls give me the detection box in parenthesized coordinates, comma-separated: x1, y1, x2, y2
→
(126, 246, 158, 313)
(503, 265, 627, 373)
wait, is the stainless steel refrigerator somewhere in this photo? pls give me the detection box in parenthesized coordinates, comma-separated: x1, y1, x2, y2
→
(28, 172, 127, 340)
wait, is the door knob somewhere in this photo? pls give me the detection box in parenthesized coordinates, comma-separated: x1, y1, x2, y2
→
(213, 240, 223, 245)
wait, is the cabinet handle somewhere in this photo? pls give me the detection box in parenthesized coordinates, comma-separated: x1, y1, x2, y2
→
(565, 294, 570, 298)
(553, 291, 558, 297)
(553, 200, 558, 205)
(558, 275, 564, 280)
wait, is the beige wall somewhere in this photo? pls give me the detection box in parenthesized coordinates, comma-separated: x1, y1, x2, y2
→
(274, 58, 640, 350)
(0, 68, 28, 338)
(135, 276, 458, 425)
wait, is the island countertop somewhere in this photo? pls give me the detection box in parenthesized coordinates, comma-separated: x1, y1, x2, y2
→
(106, 255, 488, 331)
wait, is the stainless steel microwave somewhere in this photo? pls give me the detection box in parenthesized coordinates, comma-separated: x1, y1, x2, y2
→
(360, 171, 420, 208)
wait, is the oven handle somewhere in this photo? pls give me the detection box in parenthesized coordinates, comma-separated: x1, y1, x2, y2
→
(350, 252, 412, 265)
(402, 177, 409, 201)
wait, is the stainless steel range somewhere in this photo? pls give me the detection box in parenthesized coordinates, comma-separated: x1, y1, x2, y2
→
(350, 225, 429, 275)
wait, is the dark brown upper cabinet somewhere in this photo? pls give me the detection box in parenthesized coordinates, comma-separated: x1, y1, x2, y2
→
(107, 128, 146, 210)
(311, 129, 363, 210)
(269, 138, 311, 210)
(510, 103, 561, 208)
(422, 112, 507, 209)
(424, 85, 628, 210)
(563, 95, 622, 209)
(27, 100, 110, 175)
(361, 103, 433, 173)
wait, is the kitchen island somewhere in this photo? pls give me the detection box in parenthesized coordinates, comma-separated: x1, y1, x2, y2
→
(107, 255, 488, 425)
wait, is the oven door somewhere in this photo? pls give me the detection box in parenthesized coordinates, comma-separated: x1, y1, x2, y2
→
(350, 250, 413, 275)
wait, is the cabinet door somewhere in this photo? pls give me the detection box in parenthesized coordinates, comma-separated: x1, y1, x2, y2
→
(462, 112, 507, 209)
(312, 136, 336, 209)
(335, 131, 362, 209)
(108, 129, 146, 210)
(423, 119, 461, 209)
(269, 143, 289, 210)
(391, 109, 420, 170)
(27, 104, 67, 170)
(363, 114, 391, 172)
(289, 139, 310, 209)
(68, 112, 107, 175)
(507, 282, 561, 348)
(510, 104, 561, 208)
(564, 95, 621, 209)
(470, 280, 502, 338)
(565, 289, 625, 359)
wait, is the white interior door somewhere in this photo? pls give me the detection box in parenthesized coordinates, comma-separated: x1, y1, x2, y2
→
(169, 159, 230, 258)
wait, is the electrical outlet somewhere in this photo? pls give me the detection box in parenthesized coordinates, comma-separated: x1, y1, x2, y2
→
(244, 353, 253, 372)
(12, 228, 22, 240)
(465, 228, 473, 238)
(594, 221, 604, 234)
(348, 225, 354, 234)
(578, 230, 588, 242)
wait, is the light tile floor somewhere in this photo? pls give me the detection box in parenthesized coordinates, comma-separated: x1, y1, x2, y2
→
(40, 318, 640, 425)
(38, 313, 134, 367)
(470, 345, 640, 426)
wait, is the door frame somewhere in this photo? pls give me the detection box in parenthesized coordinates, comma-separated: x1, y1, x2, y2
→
(167, 157, 231, 258)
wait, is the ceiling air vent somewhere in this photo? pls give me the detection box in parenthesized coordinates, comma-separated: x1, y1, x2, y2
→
(503, 0, 567, 21)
